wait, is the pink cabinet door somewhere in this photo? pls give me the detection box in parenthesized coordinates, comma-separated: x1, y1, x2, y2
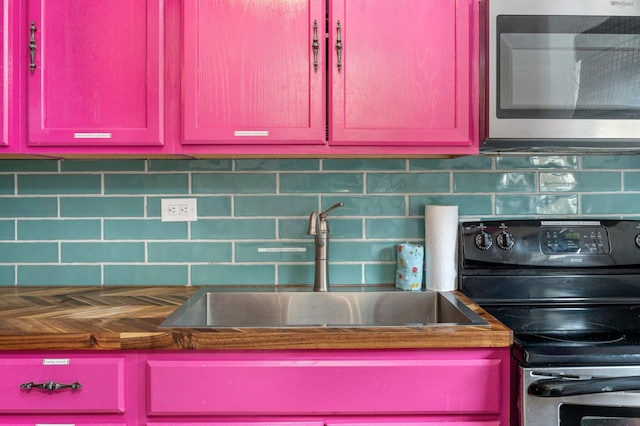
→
(330, 0, 478, 151)
(182, 0, 325, 146)
(0, 356, 125, 414)
(147, 354, 503, 416)
(26, 0, 163, 148)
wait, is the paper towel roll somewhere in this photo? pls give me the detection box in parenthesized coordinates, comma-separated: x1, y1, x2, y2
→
(424, 205, 458, 291)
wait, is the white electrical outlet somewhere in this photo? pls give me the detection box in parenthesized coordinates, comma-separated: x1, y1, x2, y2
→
(161, 198, 197, 222)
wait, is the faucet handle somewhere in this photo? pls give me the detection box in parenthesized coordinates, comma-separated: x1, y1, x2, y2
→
(320, 202, 344, 219)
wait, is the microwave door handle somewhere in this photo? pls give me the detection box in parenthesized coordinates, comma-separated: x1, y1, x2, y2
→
(529, 376, 640, 397)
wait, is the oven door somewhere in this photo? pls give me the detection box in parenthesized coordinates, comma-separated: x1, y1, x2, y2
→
(488, 0, 640, 140)
(521, 367, 640, 426)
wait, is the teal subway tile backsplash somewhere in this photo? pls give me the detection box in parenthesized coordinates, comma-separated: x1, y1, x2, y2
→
(411, 156, 493, 170)
(192, 219, 276, 240)
(19, 265, 101, 286)
(0, 243, 58, 263)
(61, 197, 145, 217)
(0, 266, 14, 285)
(19, 174, 101, 194)
(148, 242, 232, 263)
(0, 155, 639, 287)
(0, 221, 14, 240)
(61, 159, 146, 172)
(62, 242, 146, 263)
(540, 172, 621, 192)
(191, 264, 276, 285)
(235, 159, 319, 171)
(323, 195, 405, 216)
(0, 175, 13, 194)
(366, 218, 422, 239)
(234, 195, 317, 217)
(454, 172, 536, 192)
(105, 265, 188, 285)
(324, 159, 407, 171)
(410, 195, 493, 216)
(104, 219, 188, 240)
(105, 174, 189, 195)
(18, 219, 101, 240)
(149, 159, 232, 172)
(623, 172, 640, 191)
(0, 159, 58, 172)
(495, 156, 579, 170)
(582, 194, 640, 215)
(582, 155, 640, 170)
(280, 173, 363, 193)
(368, 173, 449, 193)
(0, 197, 58, 217)
(193, 173, 276, 194)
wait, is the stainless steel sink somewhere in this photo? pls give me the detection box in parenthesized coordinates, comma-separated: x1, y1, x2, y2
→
(159, 288, 489, 328)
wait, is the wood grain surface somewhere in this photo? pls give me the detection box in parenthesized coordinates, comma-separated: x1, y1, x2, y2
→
(0, 287, 512, 351)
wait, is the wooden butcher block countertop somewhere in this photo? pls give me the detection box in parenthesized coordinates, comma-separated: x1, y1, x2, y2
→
(0, 286, 512, 351)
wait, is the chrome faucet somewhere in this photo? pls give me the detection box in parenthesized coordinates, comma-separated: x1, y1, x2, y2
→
(307, 202, 344, 292)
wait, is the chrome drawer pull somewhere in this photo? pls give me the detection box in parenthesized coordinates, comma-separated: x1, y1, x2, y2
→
(20, 380, 82, 391)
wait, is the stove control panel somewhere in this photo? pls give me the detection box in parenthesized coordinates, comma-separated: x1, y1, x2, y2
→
(461, 220, 640, 267)
(540, 225, 609, 254)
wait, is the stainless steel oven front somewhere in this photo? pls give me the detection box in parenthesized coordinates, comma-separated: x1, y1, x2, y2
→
(522, 366, 640, 426)
(485, 0, 640, 150)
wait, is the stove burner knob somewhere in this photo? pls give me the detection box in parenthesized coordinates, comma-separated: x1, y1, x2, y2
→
(474, 231, 493, 250)
(636, 234, 640, 249)
(496, 231, 515, 250)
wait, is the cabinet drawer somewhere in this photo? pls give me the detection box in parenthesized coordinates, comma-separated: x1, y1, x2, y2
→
(148, 357, 503, 416)
(0, 356, 125, 413)
(147, 423, 322, 426)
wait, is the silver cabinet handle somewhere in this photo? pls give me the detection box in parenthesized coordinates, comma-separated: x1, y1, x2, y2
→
(312, 20, 319, 72)
(335, 20, 343, 72)
(20, 380, 82, 391)
(29, 21, 37, 72)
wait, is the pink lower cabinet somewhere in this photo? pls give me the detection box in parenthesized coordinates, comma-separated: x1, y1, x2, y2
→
(0, 352, 130, 424)
(145, 349, 509, 424)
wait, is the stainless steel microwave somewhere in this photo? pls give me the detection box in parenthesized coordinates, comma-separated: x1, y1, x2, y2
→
(482, 0, 640, 153)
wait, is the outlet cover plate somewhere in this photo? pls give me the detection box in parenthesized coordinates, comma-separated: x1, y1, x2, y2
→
(161, 198, 197, 222)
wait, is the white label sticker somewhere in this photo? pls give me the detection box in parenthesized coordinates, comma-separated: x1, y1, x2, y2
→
(258, 247, 307, 253)
(74, 132, 112, 139)
(36, 424, 75, 426)
(42, 359, 70, 365)
(234, 130, 269, 137)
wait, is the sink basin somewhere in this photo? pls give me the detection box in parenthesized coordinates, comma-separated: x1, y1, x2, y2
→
(159, 289, 489, 328)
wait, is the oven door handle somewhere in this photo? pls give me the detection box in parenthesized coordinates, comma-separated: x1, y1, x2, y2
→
(529, 375, 640, 397)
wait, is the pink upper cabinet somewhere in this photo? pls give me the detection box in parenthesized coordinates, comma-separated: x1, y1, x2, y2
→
(330, 0, 476, 150)
(26, 0, 164, 151)
(181, 0, 479, 156)
(182, 0, 326, 146)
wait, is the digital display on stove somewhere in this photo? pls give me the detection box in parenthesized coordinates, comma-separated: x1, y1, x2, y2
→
(540, 226, 609, 255)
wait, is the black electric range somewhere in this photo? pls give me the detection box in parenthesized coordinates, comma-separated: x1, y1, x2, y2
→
(458, 219, 640, 367)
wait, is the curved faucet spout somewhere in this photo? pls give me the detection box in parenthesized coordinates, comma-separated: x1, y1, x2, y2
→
(320, 202, 345, 219)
